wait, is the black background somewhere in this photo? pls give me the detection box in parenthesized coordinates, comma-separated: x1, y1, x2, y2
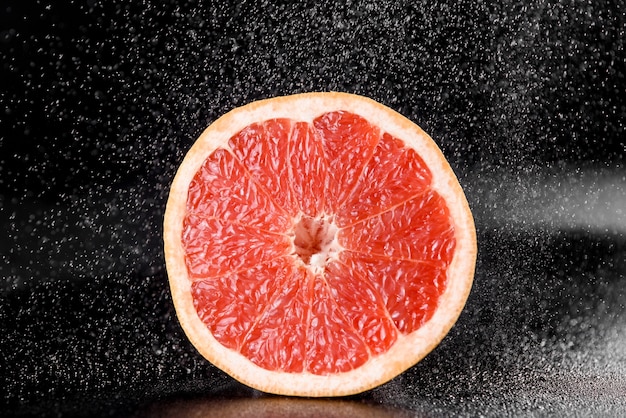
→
(1, 0, 625, 416)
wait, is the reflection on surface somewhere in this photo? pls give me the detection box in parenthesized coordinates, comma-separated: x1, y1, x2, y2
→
(137, 395, 413, 418)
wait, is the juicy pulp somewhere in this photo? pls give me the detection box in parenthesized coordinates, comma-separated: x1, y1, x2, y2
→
(182, 111, 456, 374)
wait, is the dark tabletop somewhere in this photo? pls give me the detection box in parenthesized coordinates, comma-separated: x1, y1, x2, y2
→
(1, 0, 625, 417)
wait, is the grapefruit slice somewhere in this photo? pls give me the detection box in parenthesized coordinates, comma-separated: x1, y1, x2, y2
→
(163, 92, 477, 397)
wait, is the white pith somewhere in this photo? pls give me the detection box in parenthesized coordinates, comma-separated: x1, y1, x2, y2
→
(291, 213, 342, 274)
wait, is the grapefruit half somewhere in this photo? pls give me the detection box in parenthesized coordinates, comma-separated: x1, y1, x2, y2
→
(163, 92, 476, 396)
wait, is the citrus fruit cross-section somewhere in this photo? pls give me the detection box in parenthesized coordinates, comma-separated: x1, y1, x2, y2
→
(163, 92, 477, 397)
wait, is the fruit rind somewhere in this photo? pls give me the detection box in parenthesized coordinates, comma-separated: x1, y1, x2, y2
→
(163, 92, 477, 397)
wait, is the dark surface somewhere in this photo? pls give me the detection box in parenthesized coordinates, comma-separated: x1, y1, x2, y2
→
(1, 0, 625, 417)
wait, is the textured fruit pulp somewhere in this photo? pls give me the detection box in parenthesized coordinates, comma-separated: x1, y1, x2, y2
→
(182, 111, 456, 375)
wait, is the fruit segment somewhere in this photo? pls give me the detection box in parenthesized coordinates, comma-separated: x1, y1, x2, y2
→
(324, 259, 398, 354)
(229, 119, 299, 216)
(306, 276, 371, 374)
(187, 148, 291, 233)
(182, 216, 292, 278)
(240, 267, 310, 373)
(338, 252, 448, 334)
(288, 122, 327, 217)
(336, 132, 432, 227)
(229, 119, 328, 218)
(191, 257, 295, 350)
(339, 190, 456, 263)
(313, 111, 380, 213)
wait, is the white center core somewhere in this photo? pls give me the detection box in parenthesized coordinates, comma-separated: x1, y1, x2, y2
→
(292, 214, 341, 273)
